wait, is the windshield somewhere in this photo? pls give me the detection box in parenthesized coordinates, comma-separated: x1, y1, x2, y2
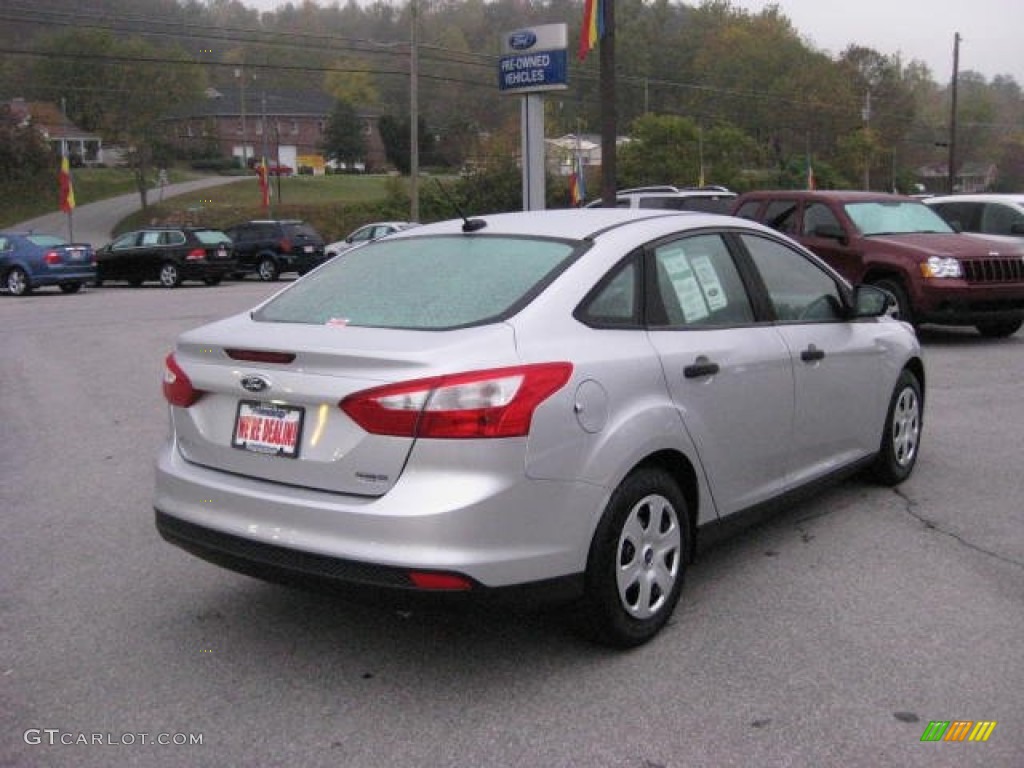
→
(254, 234, 579, 330)
(845, 201, 954, 236)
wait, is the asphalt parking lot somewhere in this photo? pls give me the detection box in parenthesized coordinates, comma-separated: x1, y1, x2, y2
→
(2, 281, 1022, 767)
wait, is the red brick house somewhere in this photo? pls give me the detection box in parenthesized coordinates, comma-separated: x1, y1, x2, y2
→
(163, 88, 388, 173)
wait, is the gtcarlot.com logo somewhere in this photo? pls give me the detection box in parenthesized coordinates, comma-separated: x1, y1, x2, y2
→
(920, 720, 997, 743)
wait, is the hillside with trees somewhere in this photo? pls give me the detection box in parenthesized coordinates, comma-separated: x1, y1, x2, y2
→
(2, 0, 1022, 211)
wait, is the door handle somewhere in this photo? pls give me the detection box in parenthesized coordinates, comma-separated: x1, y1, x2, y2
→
(800, 344, 826, 363)
(684, 356, 720, 379)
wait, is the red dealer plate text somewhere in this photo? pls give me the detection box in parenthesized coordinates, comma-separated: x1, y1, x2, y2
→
(232, 401, 304, 458)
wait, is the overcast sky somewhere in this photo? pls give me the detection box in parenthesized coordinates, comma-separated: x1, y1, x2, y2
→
(244, 0, 1024, 85)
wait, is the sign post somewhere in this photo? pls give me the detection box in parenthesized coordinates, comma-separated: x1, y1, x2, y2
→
(499, 24, 568, 211)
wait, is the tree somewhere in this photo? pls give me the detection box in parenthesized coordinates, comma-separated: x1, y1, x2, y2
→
(31, 29, 205, 208)
(379, 115, 435, 174)
(322, 100, 365, 169)
(0, 103, 53, 214)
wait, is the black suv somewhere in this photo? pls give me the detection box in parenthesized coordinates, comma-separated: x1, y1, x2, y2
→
(224, 220, 327, 281)
(94, 227, 236, 288)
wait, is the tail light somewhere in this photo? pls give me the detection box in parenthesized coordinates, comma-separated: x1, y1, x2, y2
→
(162, 353, 202, 407)
(278, 238, 292, 253)
(186, 248, 206, 261)
(340, 363, 573, 439)
(44, 251, 61, 265)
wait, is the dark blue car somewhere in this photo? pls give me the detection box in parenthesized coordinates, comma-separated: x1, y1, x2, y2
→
(0, 232, 96, 296)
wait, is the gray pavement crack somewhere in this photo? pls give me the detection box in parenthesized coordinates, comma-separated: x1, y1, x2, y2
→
(892, 486, 1024, 570)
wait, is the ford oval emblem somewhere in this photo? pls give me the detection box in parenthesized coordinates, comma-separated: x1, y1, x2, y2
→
(509, 31, 537, 50)
(240, 375, 270, 393)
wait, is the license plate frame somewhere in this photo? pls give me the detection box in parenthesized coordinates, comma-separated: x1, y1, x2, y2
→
(232, 400, 305, 458)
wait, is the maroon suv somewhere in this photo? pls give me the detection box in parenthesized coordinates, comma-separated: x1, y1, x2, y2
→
(732, 190, 1024, 337)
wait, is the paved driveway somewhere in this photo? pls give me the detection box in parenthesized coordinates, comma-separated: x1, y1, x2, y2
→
(12, 176, 245, 247)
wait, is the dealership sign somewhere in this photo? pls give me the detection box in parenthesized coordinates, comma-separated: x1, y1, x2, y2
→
(499, 24, 568, 94)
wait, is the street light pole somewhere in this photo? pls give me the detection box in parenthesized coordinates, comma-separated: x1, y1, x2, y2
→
(948, 32, 961, 194)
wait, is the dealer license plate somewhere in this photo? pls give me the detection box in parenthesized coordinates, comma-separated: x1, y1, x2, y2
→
(232, 401, 304, 458)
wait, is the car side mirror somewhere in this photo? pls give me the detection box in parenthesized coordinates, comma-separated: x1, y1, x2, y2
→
(852, 284, 892, 318)
(812, 223, 848, 245)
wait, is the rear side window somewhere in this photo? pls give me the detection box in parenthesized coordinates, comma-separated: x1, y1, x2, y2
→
(255, 235, 578, 329)
(194, 230, 231, 244)
(284, 223, 321, 240)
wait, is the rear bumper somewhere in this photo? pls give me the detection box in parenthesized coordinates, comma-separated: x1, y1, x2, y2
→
(155, 509, 584, 606)
(153, 439, 605, 596)
(31, 267, 96, 287)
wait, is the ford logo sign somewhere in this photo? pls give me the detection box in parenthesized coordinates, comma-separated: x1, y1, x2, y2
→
(240, 375, 270, 393)
(509, 31, 536, 50)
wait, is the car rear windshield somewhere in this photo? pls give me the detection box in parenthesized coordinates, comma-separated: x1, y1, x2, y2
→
(194, 230, 231, 244)
(27, 235, 66, 246)
(254, 234, 578, 329)
(845, 201, 954, 236)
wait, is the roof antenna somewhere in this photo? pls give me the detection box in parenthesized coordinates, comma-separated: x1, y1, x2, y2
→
(433, 178, 487, 233)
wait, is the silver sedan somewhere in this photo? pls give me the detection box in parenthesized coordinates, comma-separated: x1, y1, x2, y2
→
(155, 209, 923, 647)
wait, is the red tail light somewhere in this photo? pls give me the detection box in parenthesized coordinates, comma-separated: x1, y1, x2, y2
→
(278, 238, 292, 253)
(162, 353, 202, 407)
(186, 248, 206, 261)
(44, 250, 61, 265)
(340, 363, 573, 439)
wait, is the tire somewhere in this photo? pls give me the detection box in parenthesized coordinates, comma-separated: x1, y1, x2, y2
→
(975, 319, 1022, 338)
(159, 262, 182, 288)
(203, 275, 223, 286)
(868, 369, 922, 486)
(871, 277, 914, 326)
(59, 282, 82, 294)
(577, 467, 689, 648)
(257, 257, 279, 282)
(6, 267, 31, 296)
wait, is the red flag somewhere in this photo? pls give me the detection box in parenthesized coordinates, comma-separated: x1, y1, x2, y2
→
(59, 155, 76, 213)
(257, 158, 270, 209)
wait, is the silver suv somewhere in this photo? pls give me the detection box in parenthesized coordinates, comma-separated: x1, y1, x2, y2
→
(586, 186, 736, 213)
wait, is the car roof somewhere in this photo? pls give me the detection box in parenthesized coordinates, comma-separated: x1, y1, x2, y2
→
(381, 208, 758, 243)
(925, 194, 1024, 206)
(738, 190, 916, 203)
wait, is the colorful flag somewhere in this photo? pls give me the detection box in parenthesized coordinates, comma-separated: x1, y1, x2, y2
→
(257, 157, 270, 209)
(59, 154, 75, 213)
(569, 151, 586, 206)
(578, 0, 605, 61)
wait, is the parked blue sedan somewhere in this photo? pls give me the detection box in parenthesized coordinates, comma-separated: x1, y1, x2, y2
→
(0, 232, 96, 296)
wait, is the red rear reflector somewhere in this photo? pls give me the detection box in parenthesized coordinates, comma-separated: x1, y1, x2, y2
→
(409, 572, 473, 591)
(162, 353, 202, 407)
(226, 349, 296, 364)
(340, 362, 573, 439)
(279, 238, 292, 253)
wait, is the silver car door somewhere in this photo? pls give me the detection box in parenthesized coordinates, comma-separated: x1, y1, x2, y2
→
(644, 232, 796, 517)
(738, 233, 886, 483)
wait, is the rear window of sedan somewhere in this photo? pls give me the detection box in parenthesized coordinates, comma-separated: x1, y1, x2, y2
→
(254, 235, 578, 329)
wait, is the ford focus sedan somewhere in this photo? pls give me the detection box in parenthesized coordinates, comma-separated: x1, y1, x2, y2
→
(154, 209, 924, 647)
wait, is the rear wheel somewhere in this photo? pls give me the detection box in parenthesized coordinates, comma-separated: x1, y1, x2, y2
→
(869, 369, 922, 486)
(975, 319, 1022, 338)
(578, 468, 688, 648)
(6, 267, 30, 296)
(871, 277, 914, 325)
(159, 262, 182, 288)
(257, 257, 279, 281)
(59, 282, 82, 294)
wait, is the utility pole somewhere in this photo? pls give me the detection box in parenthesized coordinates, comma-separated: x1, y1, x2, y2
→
(948, 32, 961, 194)
(236, 68, 248, 170)
(410, 0, 420, 222)
(599, 0, 616, 206)
(862, 89, 871, 190)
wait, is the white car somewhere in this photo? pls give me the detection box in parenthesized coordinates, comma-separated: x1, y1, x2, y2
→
(325, 221, 419, 257)
(924, 194, 1024, 239)
(155, 209, 923, 647)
